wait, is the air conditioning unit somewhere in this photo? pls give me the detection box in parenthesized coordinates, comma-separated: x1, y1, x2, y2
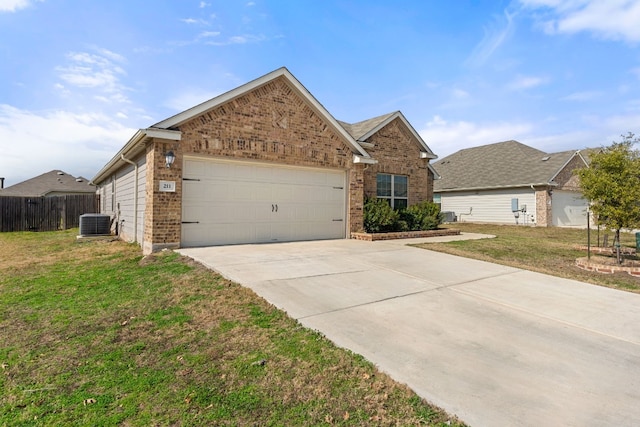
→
(442, 211, 457, 222)
(79, 214, 111, 236)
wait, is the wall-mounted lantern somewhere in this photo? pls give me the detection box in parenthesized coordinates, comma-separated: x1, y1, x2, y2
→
(165, 151, 175, 168)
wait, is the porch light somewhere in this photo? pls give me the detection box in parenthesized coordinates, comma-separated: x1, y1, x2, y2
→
(165, 151, 175, 168)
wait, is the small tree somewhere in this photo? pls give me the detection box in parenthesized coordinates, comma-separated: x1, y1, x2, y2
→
(576, 132, 640, 263)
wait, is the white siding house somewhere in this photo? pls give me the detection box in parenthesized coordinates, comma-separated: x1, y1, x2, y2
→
(440, 188, 536, 225)
(94, 153, 146, 244)
(434, 140, 593, 227)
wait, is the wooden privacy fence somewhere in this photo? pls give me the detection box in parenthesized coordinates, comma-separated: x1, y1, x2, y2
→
(0, 194, 100, 232)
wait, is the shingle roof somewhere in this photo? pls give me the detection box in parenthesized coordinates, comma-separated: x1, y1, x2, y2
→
(0, 170, 96, 197)
(337, 112, 397, 141)
(433, 140, 582, 191)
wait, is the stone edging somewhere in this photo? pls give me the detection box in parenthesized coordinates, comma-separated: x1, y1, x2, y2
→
(574, 245, 636, 255)
(575, 257, 640, 276)
(350, 229, 460, 241)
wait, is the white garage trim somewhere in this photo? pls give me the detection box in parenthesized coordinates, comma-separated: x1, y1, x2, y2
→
(552, 190, 589, 227)
(181, 157, 347, 247)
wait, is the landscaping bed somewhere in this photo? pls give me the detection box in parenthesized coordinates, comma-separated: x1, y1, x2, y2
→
(351, 228, 460, 241)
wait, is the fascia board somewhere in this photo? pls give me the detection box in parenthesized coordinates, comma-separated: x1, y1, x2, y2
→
(358, 111, 437, 159)
(91, 128, 182, 184)
(435, 182, 553, 193)
(353, 154, 378, 164)
(428, 163, 441, 180)
(548, 151, 581, 183)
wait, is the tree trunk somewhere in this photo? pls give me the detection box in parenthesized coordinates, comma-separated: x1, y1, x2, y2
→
(615, 228, 622, 265)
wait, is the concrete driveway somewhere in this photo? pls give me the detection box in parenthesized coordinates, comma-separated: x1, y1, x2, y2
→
(178, 236, 640, 427)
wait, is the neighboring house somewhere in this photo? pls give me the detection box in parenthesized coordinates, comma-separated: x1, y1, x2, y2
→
(433, 140, 592, 227)
(91, 67, 438, 254)
(0, 170, 95, 197)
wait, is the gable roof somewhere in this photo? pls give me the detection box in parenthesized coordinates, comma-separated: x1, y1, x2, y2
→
(0, 170, 95, 197)
(338, 111, 437, 159)
(152, 67, 372, 159)
(433, 140, 588, 192)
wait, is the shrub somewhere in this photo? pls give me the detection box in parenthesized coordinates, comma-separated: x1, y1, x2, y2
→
(363, 198, 399, 233)
(363, 199, 443, 233)
(404, 201, 443, 231)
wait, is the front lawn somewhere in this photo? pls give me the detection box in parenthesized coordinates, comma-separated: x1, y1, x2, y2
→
(0, 230, 463, 426)
(418, 223, 640, 293)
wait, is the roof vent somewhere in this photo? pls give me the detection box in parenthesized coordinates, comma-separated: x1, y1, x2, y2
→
(57, 171, 64, 175)
(541, 156, 550, 161)
(76, 178, 83, 182)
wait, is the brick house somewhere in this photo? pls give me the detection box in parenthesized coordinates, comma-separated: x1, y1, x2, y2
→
(92, 67, 437, 254)
(433, 140, 593, 227)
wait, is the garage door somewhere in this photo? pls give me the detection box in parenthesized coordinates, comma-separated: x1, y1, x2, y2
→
(181, 157, 346, 247)
(552, 190, 589, 227)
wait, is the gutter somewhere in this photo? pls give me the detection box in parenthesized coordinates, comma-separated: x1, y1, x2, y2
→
(435, 182, 555, 193)
(120, 154, 139, 244)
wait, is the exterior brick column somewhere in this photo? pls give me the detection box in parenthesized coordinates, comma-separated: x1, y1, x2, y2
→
(349, 163, 365, 233)
(143, 139, 182, 254)
(535, 189, 552, 227)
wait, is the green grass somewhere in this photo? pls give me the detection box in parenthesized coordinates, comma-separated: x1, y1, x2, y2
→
(0, 229, 463, 426)
(418, 223, 640, 293)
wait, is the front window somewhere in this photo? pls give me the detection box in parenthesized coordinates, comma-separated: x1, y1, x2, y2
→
(377, 174, 408, 209)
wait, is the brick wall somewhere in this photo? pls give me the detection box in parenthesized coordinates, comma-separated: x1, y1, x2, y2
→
(553, 155, 586, 191)
(535, 189, 552, 227)
(361, 118, 432, 205)
(144, 76, 365, 252)
(143, 140, 183, 254)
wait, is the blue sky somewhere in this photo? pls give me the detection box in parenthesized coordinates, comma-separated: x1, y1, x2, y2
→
(2, 0, 640, 186)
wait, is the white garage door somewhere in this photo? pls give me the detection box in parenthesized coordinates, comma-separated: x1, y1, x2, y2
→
(181, 157, 346, 247)
(552, 190, 589, 227)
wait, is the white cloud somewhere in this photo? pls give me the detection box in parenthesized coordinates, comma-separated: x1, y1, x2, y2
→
(0, 0, 31, 12)
(419, 115, 533, 158)
(466, 9, 517, 67)
(0, 105, 135, 186)
(55, 49, 130, 104)
(199, 1, 210, 8)
(507, 75, 549, 90)
(520, 0, 640, 42)
(205, 34, 266, 46)
(162, 89, 222, 112)
(181, 17, 209, 25)
(560, 90, 602, 101)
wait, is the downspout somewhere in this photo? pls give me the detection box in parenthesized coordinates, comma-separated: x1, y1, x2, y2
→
(120, 154, 138, 243)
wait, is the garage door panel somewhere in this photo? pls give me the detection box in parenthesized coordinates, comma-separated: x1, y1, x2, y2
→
(182, 158, 346, 247)
(552, 190, 588, 227)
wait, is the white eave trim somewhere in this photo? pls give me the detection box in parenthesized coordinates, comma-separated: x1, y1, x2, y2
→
(353, 154, 378, 164)
(91, 128, 182, 185)
(435, 182, 554, 193)
(358, 111, 437, 159)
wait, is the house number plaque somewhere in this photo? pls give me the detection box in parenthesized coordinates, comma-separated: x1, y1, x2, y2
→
(159, 180, 176, 192)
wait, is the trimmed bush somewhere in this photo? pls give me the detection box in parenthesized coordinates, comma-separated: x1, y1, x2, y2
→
(363, 198, 443, 233)
(405, 201, 443, 231)
(363, 198, 399, 233)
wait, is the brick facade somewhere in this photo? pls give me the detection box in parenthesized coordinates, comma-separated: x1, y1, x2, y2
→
(553, 154, 584, 191)
(362, 118, 433, 204)
(143, 76, 374, 252)
(97, 68, 436, 254)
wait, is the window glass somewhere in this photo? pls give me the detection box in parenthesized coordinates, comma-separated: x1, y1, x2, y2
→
(394, 176, 408, 197)
(394, 198, 408, 210)
(376, 174, 392, 197)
